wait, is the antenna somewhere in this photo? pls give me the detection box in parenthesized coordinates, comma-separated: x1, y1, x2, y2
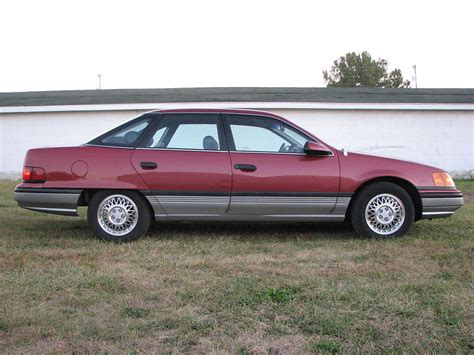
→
(412, 65, 418, 88)
(97, 73, 102, 90)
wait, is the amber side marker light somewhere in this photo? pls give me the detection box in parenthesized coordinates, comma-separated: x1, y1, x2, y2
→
(432, 172, 455, 187)
(22, 166, 46, 183)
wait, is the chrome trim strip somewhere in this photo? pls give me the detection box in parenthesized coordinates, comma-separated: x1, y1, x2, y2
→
(144, 190, 347, 197)
(230, 197, 336, 204)
(421, 211, 455, 219)
(83, 144, 134, 150)
(135, 147, 228, 153)
(422, 211, 454, 216)
(24, 206, 78, 216)
(228, 151, 313, 156)
(135, 147, 329, 157)
(157, 196, 229, 203)
(15, 187, 83, 194)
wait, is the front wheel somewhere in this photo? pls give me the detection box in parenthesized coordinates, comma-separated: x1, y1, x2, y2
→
(350, 182, 415, 238)
(87, 191, 151, 242)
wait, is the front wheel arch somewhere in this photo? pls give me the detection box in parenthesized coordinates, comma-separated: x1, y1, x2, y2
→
(349, 181, 415, 238)
(345, 177, 422, 222)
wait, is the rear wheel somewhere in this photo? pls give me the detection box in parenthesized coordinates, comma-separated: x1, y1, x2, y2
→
(350, 182, 414, 238)
(87, 190, 151, 242)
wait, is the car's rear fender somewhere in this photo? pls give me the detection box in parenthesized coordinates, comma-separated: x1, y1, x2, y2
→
(20, 146, 149, 190)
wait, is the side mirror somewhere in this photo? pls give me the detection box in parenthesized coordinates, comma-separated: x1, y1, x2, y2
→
(303, 141, 333, 156)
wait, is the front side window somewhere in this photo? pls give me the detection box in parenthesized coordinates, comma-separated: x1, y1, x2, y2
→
(88, 114, 154, 147)
(143, 114, 223, 151)
(227, 115, 308, 153)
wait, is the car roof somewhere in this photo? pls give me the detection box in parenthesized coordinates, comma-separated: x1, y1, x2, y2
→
(151, 108, 284, 119)
(147, 108, 325, 145)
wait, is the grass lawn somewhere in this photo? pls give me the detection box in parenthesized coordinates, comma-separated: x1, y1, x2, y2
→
(0, 180, 472, 353)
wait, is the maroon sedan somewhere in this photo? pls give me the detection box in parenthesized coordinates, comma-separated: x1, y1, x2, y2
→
(14, 109, 463, 242)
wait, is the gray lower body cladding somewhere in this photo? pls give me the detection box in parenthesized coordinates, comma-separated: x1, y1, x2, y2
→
(420, 192, 464, 219)
(14, 188, 82, 216)
(421, 197, 464, 218)
(145, 191, 352, 221)
(14, 188, 464, 222)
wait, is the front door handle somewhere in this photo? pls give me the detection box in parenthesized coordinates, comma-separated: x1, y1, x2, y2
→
(234, 164, 257, 171)
(140, 161, 158, 170)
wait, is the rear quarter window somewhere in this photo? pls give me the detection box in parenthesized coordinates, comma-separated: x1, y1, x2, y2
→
(88, 114, 156, 147)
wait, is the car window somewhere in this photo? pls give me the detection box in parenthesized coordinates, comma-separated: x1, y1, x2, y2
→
(227, 115, 308, 153)
(144, 114, 223, 151)
(88, 115, 154, 147)
(167, 124, 219, 150)
(148, 127, 168, 148)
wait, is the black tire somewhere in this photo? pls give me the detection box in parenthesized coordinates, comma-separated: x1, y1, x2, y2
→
(350, 182, 415, 238)
(87, 190, 152, 242)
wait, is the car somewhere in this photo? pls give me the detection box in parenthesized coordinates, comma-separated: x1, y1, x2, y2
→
(14, 109, 463, 242)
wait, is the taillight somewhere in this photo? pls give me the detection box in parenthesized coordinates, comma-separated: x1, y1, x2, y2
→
(432, 172, 455, 187)
(22, 166, 46, 183)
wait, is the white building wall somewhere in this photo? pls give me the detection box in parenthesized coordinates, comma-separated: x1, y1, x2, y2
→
(0, 107, 473, 178)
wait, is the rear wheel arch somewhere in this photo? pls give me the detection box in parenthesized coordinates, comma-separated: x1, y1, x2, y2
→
(86, 189, 153, 242)
(345, 176, 422, 222)
(79, 189, 154, 217)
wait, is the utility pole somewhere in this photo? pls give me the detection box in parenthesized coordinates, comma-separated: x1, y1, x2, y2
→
(97, 73, 102, 90)
(412, 65, 418, 88)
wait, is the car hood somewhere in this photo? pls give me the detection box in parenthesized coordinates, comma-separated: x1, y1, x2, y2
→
(336, 149, 446, 190)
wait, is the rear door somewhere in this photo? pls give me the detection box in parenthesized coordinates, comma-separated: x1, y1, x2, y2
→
(224, 114, 340, 216)
(131, 113, 232, 216)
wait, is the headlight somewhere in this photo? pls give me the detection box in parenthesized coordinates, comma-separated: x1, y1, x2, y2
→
(432, 173, 455, 187)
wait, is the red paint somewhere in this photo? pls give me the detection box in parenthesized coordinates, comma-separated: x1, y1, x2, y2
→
(20, 146, 149, 190)
(71, 160, 88, 178)
(229, 153, 339, 193)
(16, 109, 460, 196)
(131, 149, 232, 192)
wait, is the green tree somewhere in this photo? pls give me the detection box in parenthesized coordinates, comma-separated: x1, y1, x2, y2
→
(323, 51, 410, 88)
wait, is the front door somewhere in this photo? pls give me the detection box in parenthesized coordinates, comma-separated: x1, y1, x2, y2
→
(223, 114, 340, 216)
(131, 113, 232, 216)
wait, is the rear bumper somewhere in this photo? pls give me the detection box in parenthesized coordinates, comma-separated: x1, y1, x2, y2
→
(420, 190, 464, 219)
(14, 187, 83, 216)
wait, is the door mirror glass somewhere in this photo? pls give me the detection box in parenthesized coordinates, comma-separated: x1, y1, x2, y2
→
(303, 141, 333, 156)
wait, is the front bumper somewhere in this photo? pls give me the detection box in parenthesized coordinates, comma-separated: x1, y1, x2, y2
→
(420, 190, 464, 219)
(14, 187, 83, 216)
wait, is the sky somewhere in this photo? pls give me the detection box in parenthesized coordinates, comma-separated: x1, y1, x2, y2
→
(0, 0, 473, 92)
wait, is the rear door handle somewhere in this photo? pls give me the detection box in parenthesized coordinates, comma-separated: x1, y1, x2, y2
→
(140, 161, 158, 170)
(234, 164, 257, 171)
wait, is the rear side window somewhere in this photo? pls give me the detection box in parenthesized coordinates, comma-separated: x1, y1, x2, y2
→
(142, 113, 225, 151)
(88, 115, 154, 147)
